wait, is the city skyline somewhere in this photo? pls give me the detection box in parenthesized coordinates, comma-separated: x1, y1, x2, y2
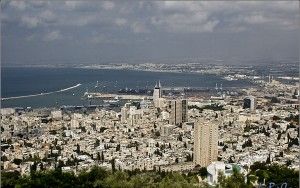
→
(1, 1, 299, 187)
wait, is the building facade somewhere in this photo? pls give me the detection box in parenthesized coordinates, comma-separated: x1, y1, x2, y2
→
(153, 81, 162, 108)
(243, 96, 257, 111)
(169, 99, 188, 125)
(194, 118, 219, 167)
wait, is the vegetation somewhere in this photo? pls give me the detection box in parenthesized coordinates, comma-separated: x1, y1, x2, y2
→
(188, 104, 225, 112)
(249, 162, 299, 188)
(242, 138, 253, 148)
(270, 97, 280, 103)
(1, 167, 202, 188)
(198, 167, 208, 179)
(1, 163, 298, 188)
(284, 114, 299, 123)
(218, 163, 299, 188)
(218, 167, 255, 188)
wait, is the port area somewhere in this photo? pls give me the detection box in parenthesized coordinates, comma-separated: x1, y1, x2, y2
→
(84, 92, 152, 100)
(83, 86, 244, 101)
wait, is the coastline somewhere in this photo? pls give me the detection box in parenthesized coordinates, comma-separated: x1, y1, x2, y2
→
(1, 83, 81, 101)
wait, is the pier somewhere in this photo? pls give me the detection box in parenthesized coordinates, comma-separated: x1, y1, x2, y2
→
(84, 92, 151, 100)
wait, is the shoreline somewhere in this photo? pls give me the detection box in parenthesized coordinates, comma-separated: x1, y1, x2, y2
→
(1, 84, 81, 101)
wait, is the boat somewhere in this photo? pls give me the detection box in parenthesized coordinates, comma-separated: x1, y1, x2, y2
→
(95, 81, 99, 88)
(224, 76, 238, 81)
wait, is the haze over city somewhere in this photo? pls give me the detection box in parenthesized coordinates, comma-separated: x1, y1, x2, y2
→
(2, 1, 299, 65)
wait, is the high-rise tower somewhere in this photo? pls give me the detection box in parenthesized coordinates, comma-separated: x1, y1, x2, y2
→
(194, 118, 219, 167)
(243, 96, 257, 112)
(153, 81, 162, 107)
(169, 99, 188, 125)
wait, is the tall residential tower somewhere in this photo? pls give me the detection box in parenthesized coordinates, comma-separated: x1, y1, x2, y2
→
(194, 118, 220, 167)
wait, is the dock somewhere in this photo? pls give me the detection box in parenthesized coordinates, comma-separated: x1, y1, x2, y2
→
(84, 92, 152, 100)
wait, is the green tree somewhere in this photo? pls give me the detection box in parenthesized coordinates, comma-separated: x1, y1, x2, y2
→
(110, 158, 116, 172)
(217, 167, 254, 188)
(76, 144, 80, 154)
(13, 158, 23, 165)
(1, 171, 21, 188)
(95, 139, 100, 148)
(101, 151, 105, 162)
(116, 144, 121, 152)
(97, 152, 101, 161)
(199, 167, 208, 179)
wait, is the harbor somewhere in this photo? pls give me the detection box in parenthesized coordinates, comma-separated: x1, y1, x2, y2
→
(83, 92, 151, 100)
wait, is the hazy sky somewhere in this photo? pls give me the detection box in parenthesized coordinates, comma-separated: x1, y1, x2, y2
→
(1, 1, 299, 65)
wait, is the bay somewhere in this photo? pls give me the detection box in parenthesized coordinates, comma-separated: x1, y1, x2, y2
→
(1, 67, 253, 108)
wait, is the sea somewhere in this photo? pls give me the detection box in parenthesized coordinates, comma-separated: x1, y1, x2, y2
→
(1, 67, 253, 108)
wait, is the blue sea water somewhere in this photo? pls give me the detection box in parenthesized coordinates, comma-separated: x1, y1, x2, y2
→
(1, 67, 253, 108)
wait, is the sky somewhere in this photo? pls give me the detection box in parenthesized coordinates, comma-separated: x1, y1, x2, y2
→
(1, 1, 299, 65)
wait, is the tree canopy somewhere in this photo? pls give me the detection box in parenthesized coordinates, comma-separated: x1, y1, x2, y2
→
(1, 163, 298, 188)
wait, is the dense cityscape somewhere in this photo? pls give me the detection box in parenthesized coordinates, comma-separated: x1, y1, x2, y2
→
(1, 62, 299, 187)
(1, 1, 299, 187)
